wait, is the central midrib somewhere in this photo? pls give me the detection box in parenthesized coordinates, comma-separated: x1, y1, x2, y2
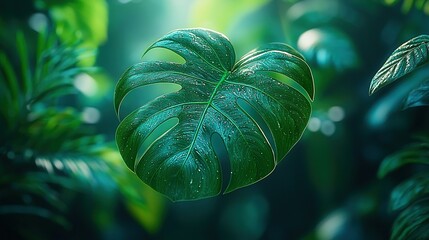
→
(185, 71, 230, 159)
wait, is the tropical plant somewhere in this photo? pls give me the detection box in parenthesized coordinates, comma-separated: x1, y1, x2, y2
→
(114, 28, 315, 201)
(370, 34, 429, 239)
(0, 29, 164, 238)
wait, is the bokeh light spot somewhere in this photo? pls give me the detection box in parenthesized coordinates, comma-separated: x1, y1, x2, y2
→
(74, 73, 98, 97)
(82, 107, 101, 124)
(328, 106, 345, 122)
(308, 117, 321, 132)
(28, 13, 48, 32)
(321, 120, 336, 136)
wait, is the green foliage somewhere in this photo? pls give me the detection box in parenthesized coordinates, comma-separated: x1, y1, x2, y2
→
(377, 140, 429, 178)
(369, 35, 429, 95)
(403, 78, 429, 108)
(34, 0, 108, 65)
(115, 28, 314, 201)
(0, 30, 90, 136)
(390, 173, 429, 211)
(391, 200, 429, 240)
(0, 30, 100, 232)
(371, 35, 429, 240)
(0, 29, 165, 236)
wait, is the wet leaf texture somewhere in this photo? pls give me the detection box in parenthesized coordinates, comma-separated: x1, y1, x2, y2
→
(114, 28, 314, 201)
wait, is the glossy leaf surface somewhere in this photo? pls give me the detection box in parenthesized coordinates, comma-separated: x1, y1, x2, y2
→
(115, 28, 314, 201)
(369, 35, 429, 95)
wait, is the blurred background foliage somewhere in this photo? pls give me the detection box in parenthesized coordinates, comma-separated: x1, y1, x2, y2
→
(0, 0, 428, 239)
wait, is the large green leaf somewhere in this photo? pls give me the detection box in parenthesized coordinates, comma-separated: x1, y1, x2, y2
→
(369, 35, 429, 95)
(390, 173, 429, 211)
(391, 200, 429, 240)
(114, 28, 314, 201)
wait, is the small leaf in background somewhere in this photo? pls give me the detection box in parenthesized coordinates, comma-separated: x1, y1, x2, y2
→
(390, 173, 429, 211)
(377, 141, 429, 178)
(366, 69, 426, 128)
(391, 200, 429, 240)
(369, 35, 429, 95)
(297, 27, 359, 71)
(115, 28, 314, 201)
(403, 78, 429, 109)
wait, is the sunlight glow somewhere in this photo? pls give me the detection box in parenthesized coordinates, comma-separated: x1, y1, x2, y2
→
(54, 159, 64, 170)
(298, 29, 322, 51)
(35, 158, 54, 174)
(73, 73, 98, 97)
(317, 210, 347, 240)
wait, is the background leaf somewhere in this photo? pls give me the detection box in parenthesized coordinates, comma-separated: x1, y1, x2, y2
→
(369, 35, 429, 95)
(391, 200, 429, 240)
(297, 27, 360, 71)
(115, 28, 314, 201)
(403, 78, 429, 108)
(390, 173, 429, 211)
(377, 141, 429, 178)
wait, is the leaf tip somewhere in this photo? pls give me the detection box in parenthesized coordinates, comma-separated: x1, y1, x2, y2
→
(368, 77, 379, 96)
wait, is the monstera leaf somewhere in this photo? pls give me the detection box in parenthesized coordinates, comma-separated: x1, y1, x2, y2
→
(369, 35, 429, 95)
(114, 28, 314, 201)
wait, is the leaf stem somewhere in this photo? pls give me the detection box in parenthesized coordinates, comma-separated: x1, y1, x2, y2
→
(185, 71, 229, 159)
